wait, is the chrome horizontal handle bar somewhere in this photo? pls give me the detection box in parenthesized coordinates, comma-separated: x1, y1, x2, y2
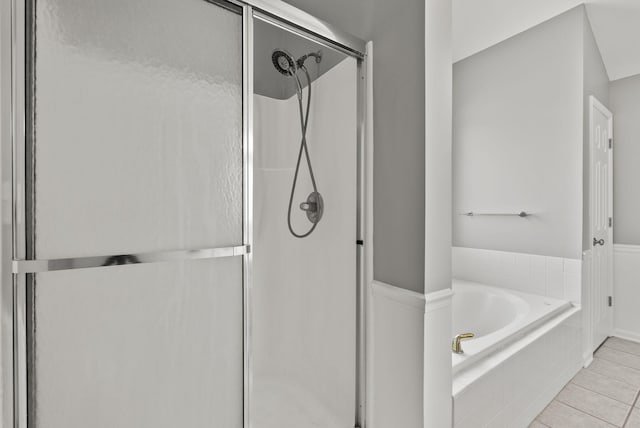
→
(12, 245, 250, 274)
(460, 211, 531, 217)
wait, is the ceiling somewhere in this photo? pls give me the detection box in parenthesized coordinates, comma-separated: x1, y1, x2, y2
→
(453, 0, 640, 81)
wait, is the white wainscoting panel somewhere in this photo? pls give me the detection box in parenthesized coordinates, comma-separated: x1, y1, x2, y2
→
(452, 247, 582, 304)
(424, 288, 453, 428)
(613, 245, 640, 342)
(369, 281, 425, 428)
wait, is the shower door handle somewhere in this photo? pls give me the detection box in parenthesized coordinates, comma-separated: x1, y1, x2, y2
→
(12, 244, 250, 274)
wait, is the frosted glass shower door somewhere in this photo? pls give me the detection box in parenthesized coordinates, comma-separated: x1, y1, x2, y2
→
(27, 0, 244, 427)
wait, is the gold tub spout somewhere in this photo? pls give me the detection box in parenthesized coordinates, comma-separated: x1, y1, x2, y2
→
(451, 333, 474, 354)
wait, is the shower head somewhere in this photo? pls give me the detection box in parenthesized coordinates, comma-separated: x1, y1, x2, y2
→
(272, 49, 323, 76)
(272, 49, 297, 76)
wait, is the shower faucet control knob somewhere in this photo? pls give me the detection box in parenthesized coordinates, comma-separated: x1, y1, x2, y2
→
(299, 192, 324, 225)
(300, 202, 318, 212)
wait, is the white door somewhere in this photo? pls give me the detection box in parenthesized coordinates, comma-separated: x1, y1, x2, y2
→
(590, 95, 614, 350)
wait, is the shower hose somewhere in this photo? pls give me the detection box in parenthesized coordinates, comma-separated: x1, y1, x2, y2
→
(287, 66, 319, 238)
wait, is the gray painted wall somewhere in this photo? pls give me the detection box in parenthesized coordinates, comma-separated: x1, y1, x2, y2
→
(425, 0, 452, 295)
(609, 74, 640, 244)
(284, 0, 426, 293)
(453, 7, 585, 260)
(583, 9, 610, 250)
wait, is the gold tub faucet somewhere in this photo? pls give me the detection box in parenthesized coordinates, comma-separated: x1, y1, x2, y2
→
(451, 333, 474, 354)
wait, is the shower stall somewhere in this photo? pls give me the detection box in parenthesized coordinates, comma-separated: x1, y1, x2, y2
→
(0, 0, 369, 427)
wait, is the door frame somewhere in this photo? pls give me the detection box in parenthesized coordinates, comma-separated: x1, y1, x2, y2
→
(0, 0, 370, 427)
(588, 95, 614, 355)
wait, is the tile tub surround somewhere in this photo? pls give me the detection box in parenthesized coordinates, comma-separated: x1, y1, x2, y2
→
(533, 337, 640, 428)
(452, 247, 582, 304)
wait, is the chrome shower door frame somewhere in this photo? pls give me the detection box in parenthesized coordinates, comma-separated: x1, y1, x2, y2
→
(241, 3, 253, 425)
(1, 0, 369, 426)
(2, 0, 28, 426)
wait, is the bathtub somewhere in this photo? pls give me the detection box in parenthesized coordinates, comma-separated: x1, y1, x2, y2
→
(451, 279, 572, 374)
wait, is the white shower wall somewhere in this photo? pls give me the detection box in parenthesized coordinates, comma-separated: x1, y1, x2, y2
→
(251, 57, 358, 426)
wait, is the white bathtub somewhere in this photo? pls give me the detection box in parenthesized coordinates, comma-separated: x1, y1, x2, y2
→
(451, 279, 572, 374)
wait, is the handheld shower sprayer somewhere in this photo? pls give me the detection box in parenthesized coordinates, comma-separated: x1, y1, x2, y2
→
(271, 48, 324, 238)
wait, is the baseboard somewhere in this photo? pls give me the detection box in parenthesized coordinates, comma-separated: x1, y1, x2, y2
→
(612, 329, 640, 344)
(583, 353, 594, 368)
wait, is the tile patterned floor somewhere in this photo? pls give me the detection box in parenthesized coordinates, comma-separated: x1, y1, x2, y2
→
(531, 337, 640, 428)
